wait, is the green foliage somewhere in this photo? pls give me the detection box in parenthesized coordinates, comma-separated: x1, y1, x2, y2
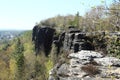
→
(0, 31, 35, 80)
(39, 15, 75, 32)
(107, 36, 120, 58)
(34, 1, 120, 32)
(50, 44, 58, 65)
(0, 1, 120, 80)
(92, 32, 107, 53)
(74, 12, 80, 28)
(10, 38, 25, 80)
(45, 59, 54, 78)
(33, 52, 53, 80)
(34, 59, 46, 80)
(0, 59, 10, 80)
(68, 12, 80, 28)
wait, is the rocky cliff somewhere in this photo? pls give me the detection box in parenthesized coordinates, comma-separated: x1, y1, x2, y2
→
(32, 25, 96, 56)
(32, 25, 120, 80)
(49, 50, 120, 80)
(32, 25, 55, 56)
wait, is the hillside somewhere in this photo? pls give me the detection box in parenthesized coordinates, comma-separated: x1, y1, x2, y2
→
(0, 1, 119, 80)
(0, 26, 119, 80)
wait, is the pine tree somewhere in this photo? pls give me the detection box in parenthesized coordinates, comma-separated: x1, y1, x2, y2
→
(75, 12, 80, 28)
(10, 38, 25, 80)
(68, 12, 80, 28)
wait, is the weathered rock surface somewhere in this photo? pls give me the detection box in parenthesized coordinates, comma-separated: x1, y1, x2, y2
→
(63, 29, 95, 53)
(32, 25, 55, 56)
(53, 27, 95, 54)
(94, 57, 120, 66)
(49, 50, 120, 80)
(69, 50, 103, 60)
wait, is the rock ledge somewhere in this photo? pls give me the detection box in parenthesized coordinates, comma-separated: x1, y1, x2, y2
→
(49, 50, 120, 80)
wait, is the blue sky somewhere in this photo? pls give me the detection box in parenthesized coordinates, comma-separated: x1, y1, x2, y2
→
(0, 0, 113, 30)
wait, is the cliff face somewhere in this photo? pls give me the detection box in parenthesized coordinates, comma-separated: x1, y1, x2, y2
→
(49, 50, 120, 80)
(32, 26, 95, 56)
(32, 25, 55, 56)
(62, 28, 95, 52)
(32, 25, 120, 80)
(53, 27, 95, 54)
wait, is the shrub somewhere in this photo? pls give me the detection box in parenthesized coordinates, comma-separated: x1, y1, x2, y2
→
(107, 36, 120, 58)
(81, 64, 100, 76)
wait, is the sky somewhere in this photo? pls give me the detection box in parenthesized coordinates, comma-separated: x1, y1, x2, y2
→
(0, 0, 113, 30)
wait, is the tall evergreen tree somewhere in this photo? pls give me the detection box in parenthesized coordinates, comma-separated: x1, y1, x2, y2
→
(10, 38, 25, 80)
(75, 12, 80, 28)
(68, 12, 80, 28)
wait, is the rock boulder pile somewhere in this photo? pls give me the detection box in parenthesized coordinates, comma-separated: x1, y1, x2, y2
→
(49, 50, 120, 80)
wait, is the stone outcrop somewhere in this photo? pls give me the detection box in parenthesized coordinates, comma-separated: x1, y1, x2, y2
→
(54, 27, 95, 54)
(49, 50, 120, 80)
(32, 25, 119, 57)
(32, 25, 55, 56)
(64, 29, 95, 53)
(32, 25, 94, 56)
(53, 31, 65, 54)
(32, 25, 107, 56)
(32, 25, 120, 79)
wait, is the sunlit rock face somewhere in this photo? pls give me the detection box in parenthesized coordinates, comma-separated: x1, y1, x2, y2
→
(32, 25, 95, 56)
(54, 27, 95, 54)
(49, 50, 120, 80)
(32, 25, 55, 56)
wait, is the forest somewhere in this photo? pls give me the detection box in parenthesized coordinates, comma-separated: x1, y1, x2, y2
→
(0, 0, 120, 80)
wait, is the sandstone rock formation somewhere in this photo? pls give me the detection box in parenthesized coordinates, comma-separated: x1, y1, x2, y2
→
(54, 27, 95, 54)
(32, 25, 95, 56)
(49, 50, 120, 80)
(32, 25, 120, 80)
(32, 25, 55, 56)
(32, 25, 120, 57)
